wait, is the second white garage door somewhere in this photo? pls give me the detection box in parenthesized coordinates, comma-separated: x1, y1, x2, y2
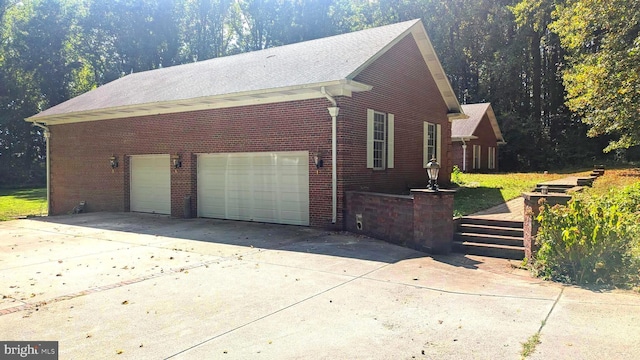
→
(130, 155, 171, 214)
(197, 151, 309, 226)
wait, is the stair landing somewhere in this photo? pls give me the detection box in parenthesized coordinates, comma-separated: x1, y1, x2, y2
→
(465, 197, 524, 222)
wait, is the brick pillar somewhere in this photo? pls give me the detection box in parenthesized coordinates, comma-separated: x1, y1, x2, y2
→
(522, 192, 572, 260)
(410, 189, 456, 254)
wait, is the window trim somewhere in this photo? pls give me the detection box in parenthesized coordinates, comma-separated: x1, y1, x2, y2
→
(367, 109, 394, 170)
(423, 121, 442, 167)
(488, 146, 496, 170)
(473, 144, 481, 169)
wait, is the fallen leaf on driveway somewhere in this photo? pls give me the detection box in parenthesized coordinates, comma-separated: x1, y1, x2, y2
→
(121, 300, 129, 305)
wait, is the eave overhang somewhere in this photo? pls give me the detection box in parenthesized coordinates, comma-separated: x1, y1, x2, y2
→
(26, 79, 372, 125)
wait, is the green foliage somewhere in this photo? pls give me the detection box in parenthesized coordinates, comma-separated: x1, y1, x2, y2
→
(534, 183, 640, 286)
(451, 165, 463, 185)
(549, 0, 640, 152)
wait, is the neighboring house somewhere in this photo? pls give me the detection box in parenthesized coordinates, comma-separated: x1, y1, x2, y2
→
(26, 19, 464, 228)
(451, 103, 505, 172)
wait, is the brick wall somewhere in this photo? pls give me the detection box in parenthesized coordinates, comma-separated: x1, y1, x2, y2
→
(340, 33, 453, 196)
(49, 98, 334, 227)
(345, 189, 455, 254)
(47, 32, 455, 229)
(344, 192, 414, 246)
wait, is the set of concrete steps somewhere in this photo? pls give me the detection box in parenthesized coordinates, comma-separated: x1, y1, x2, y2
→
(453, 217, 525, 260)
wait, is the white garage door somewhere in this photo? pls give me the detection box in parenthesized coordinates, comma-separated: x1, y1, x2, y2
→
(130, 155, 171, 214)
(198, 151, 309, 226)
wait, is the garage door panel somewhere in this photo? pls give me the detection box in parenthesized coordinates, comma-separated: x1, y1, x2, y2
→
(130, 155, 171, 215)
(197, 151, 309, 226)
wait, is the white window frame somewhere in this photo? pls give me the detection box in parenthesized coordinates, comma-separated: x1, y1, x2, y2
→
(423, 121, 441, 167)
(367, 109, 394, 170)
(488, 146, 496, 169)
(473, 144, 481, 169)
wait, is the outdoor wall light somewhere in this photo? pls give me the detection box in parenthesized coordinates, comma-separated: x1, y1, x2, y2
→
(426, 157, 440, 191)
(171, 154, 182, 169)
(109, 155, 118, 169)
(312, 151, 324, 169)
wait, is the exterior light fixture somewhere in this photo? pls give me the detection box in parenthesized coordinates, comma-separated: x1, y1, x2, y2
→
(312, 151, 323, 169)
(110, 155, 118, 170)
(171, 154, 182, 169)
(426, 157, 440, 191)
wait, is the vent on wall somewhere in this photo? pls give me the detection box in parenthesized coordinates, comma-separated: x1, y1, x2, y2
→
(356, 214, 363, 231)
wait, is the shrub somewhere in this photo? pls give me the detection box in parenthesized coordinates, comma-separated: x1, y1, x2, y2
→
(451, 165, 463, 185)
(533, 182, 640, 286)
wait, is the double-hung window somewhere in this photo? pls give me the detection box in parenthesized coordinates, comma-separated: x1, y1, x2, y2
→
(473, 145, 482, 169)
(423, 121, 441, 167)
(367, 109, 394, 170)
(488, 146, 496, 170)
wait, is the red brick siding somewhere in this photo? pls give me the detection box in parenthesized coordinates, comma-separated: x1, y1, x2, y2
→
(340, 33, 452, 197)
(49, 99, 334, 226)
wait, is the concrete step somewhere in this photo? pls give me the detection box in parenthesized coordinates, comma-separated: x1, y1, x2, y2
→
(460, 217, 523, 229)
(458, 223, 523, 237)
(535, 183, 575, 189)
(452, 241, 525, 260)
(455, 232, 524, 247)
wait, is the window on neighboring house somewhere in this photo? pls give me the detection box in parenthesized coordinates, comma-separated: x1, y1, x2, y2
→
(423, 121, 441, 167)
(488, 146, 496, 169)
(473, 144, 481, 169)
(367, 109, 394, 170)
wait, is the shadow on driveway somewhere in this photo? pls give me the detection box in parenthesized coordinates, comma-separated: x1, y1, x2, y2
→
(32, 212, 432, 265)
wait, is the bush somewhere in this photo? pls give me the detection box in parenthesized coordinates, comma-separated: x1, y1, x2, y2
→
(451, 165, 464, 185)
(533, 183, 640, 286)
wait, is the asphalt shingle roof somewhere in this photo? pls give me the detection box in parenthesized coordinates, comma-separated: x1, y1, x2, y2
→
(453, 103, 505, 143)
(453, 103, 490, 138)
(32, 20, 423, 119)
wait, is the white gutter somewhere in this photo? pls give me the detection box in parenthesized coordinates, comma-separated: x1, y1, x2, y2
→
(31, 122, 50, 215)
(321, 87, 339, 224)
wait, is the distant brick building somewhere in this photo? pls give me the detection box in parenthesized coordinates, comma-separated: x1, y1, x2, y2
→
(452, 103, 505, 172)
(27, 20, 464, 228)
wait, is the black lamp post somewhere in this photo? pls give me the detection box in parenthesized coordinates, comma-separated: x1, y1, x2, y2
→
(426, 157, 440, 191)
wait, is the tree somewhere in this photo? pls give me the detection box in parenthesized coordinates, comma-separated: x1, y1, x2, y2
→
(550, 0, 640, 152)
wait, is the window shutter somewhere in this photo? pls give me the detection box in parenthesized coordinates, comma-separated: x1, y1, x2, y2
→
(436, 123, 442, 164)
(366, 109, 374, 168)
(387, 113, 394, 168)
(423, 122, 429, 168)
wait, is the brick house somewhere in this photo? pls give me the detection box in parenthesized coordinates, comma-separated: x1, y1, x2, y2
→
(27, 19, 464, 228)
(451, 103, 505, 172)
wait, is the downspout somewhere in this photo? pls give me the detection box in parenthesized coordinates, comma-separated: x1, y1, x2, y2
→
(321, 87, 339, 224)
(32, 122, 50, 215)
(461, 139, 467, 172)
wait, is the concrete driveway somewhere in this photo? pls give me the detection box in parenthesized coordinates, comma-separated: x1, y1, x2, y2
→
(1, 213, 638, 359)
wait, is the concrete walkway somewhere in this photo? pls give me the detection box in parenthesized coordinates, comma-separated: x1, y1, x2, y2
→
(1, 213, 639, 359)
(468, 197, 525, 221)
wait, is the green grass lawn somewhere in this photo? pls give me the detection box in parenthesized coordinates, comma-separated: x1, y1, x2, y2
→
(0, 188, 48, 221)
(451, 171, 590, 216)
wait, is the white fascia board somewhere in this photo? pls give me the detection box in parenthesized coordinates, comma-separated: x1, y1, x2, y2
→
(25, 80, 372, 125)
(451, 136, 478, 142)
